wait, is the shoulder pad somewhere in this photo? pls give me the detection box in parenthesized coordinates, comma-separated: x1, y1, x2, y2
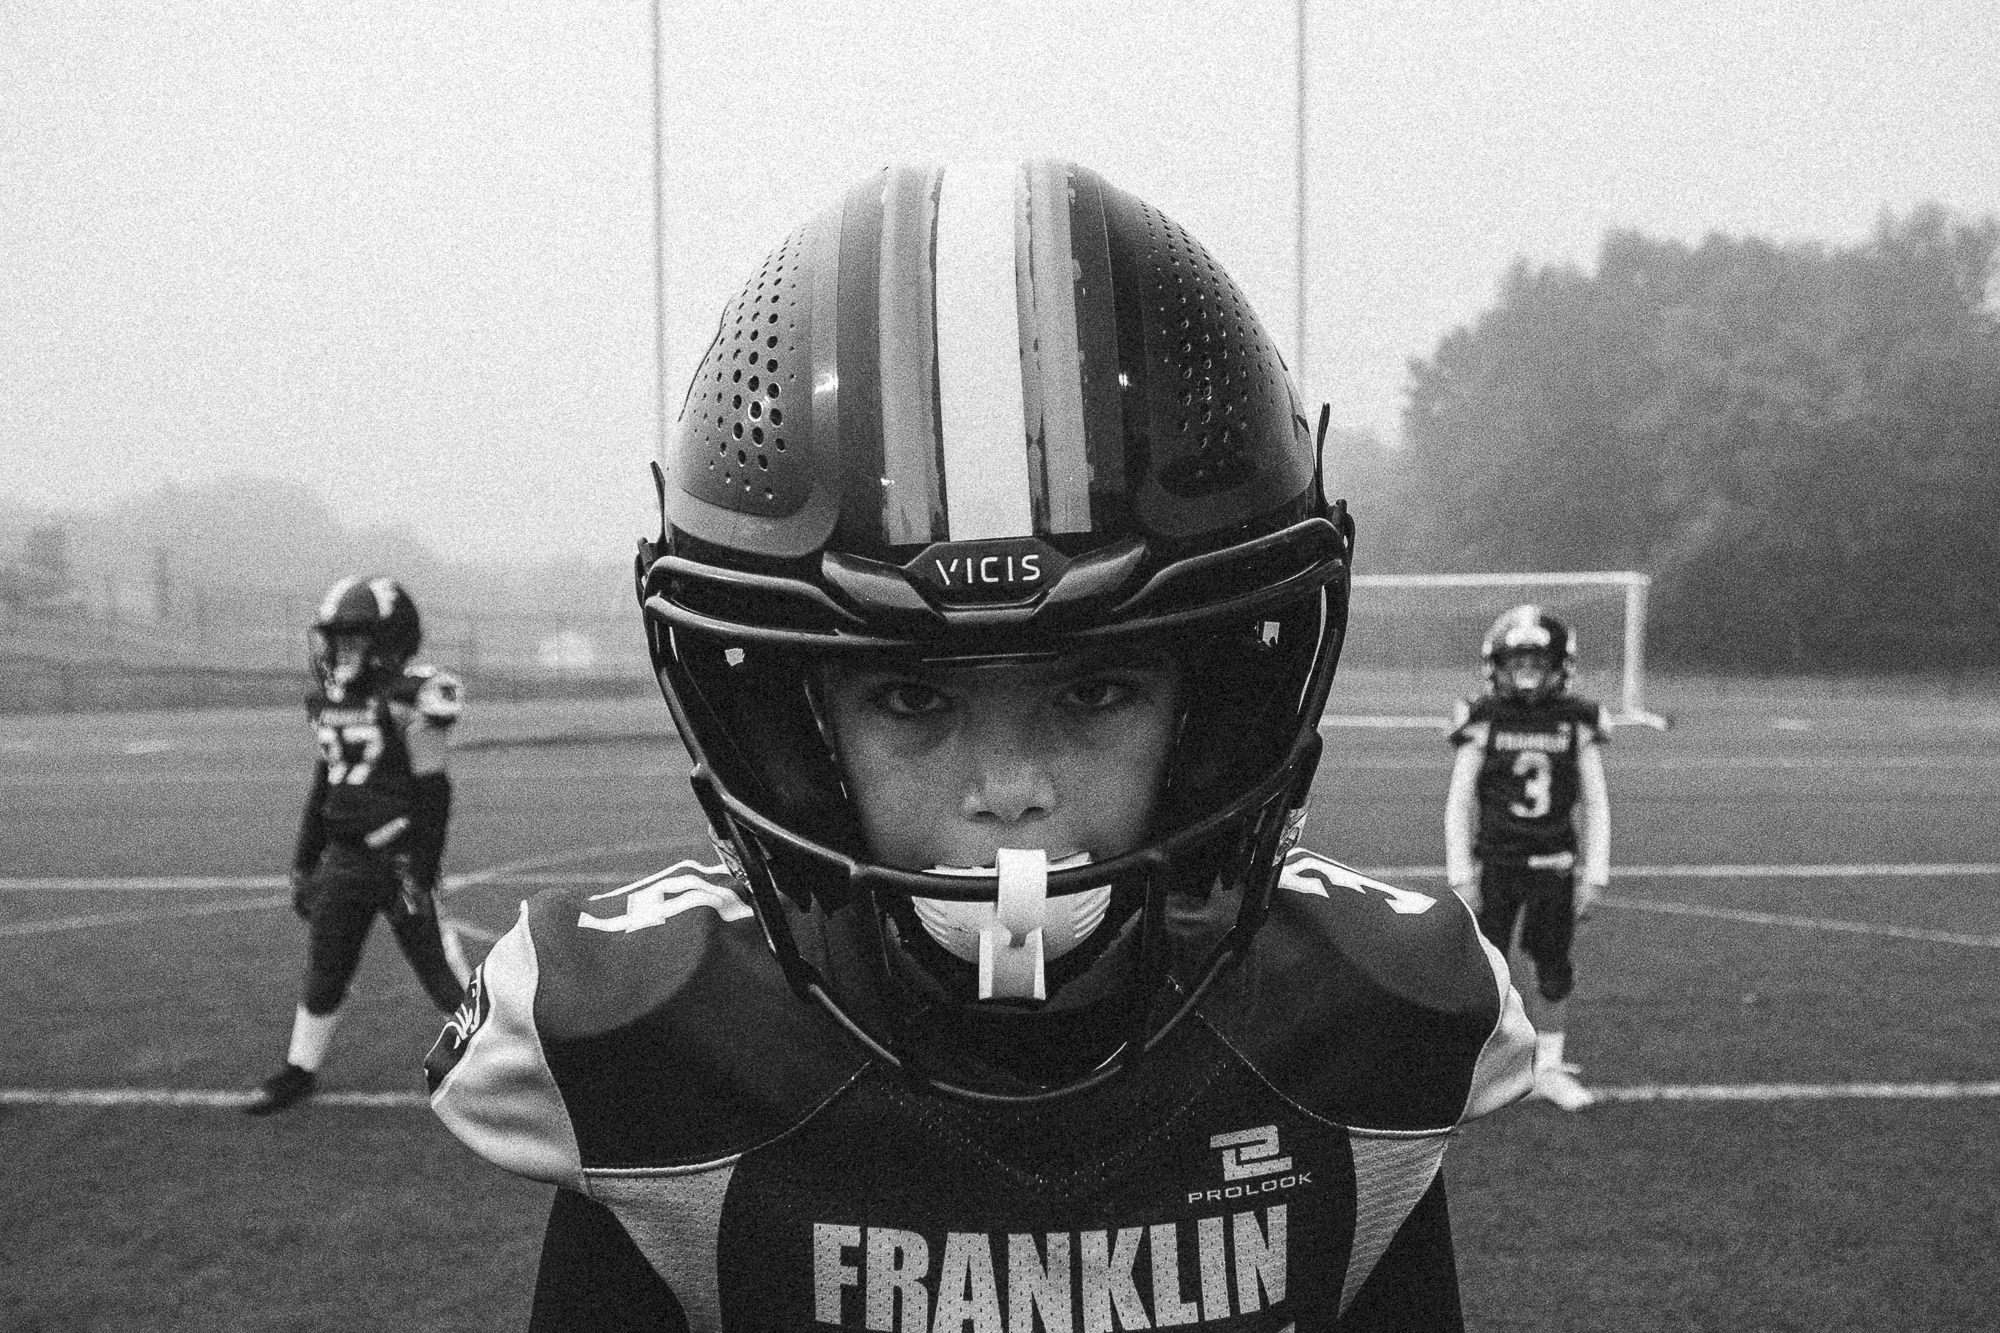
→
(505, 862, 868, 1169)
(1447, 698, 1486, 746)
(1278, 848, 1442, 917)
(528, 860, 761, 1041)
(1217, 846, 1532, 1129)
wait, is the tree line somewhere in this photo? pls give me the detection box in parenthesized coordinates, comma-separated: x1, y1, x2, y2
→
(1345, 204, 2000, 672)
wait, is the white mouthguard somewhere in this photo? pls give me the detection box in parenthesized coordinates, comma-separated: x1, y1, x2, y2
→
(913, 851, 1105, 1001)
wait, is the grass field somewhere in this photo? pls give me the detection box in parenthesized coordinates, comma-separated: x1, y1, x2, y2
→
(4, 679, 1998, 1331)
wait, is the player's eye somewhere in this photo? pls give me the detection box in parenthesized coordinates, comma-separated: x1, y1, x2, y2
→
(1060, 677, 1136, 712)
(871, 681, 951, 718)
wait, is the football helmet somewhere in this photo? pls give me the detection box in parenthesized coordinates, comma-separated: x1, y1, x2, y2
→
(310, 576, 422, 701)
(637, 160, 1354, 1102)
(1481, 604, 1574, 702)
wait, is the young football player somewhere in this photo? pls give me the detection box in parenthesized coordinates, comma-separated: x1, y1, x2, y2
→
(244, 576, 466, 1115)
(1445, 606, 1611, 1113)
(427, 160, 1536, 1330)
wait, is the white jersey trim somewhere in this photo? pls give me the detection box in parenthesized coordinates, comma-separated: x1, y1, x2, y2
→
(429, 902, 586, 1191)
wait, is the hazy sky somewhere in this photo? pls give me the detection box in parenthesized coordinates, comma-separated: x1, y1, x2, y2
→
(5, 1, 1996, 561)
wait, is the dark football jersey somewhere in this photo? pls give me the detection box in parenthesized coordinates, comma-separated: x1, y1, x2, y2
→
(1448, 695, 1606, 865)
(427, 849, 1535, 1331)
(306, 666, 452, 843)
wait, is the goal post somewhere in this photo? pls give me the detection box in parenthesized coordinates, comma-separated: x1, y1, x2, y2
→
(1331, 571, 1671, 730)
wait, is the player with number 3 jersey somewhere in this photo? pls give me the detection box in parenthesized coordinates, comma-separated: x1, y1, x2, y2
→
(1446, 605, 1611, 1111)
(243, 576, 467, 1115)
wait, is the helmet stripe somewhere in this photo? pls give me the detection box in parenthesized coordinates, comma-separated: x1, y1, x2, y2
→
(1020, 160, 1094, 535)
(933, 161, 1034, 540)
(367, 578, 400, 619)
(317, 576, 359, 623)
(1060, 165, 1127, 534)
(874, 165, 949, 545)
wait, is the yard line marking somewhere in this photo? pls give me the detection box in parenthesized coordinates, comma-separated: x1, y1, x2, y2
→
(1320, 715, 1446, 729)
(9, 862, 2000, 895)
(0, 1088, 429, 1109)
(1600, 896, 2000, 947)
(8, 1081, 1995, 1111)
(440, 839, 671, 896)
(0, 894, 290, 938)
(0, 844, 680, 936)
(1356, 864, 2000, 880)
(0, 876, 291, 892)
(1591, 1081, 2000, 1104)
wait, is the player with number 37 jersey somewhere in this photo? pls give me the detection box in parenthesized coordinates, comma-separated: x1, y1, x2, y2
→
(243, 575, 468, 1116)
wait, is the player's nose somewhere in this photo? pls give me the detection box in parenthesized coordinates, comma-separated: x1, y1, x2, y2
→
(958, 716, 1056, 826)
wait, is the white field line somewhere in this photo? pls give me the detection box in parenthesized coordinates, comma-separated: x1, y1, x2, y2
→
(1599, 896, 2000, 947)
(0, 1088, 429, 1109)
(4, 1081, 1995, 1111)
(8, 862, 1999, 945)
(0, 871, 642, 893)
(0, 894, 291, 938)
(1591, 1081, 2000, 1104)
(12, 861, 1999, 896)
(1363, 864, 2000, 879)
(0, 842, 671, 937)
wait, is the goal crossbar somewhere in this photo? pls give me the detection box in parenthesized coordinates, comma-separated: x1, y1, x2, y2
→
(1344, 571, 1670, 730)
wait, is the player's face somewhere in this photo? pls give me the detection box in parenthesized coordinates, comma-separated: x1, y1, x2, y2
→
(329, 632, 370, 685)
(1497, 649, 1553, 697)
(817, 650, 1182, 872)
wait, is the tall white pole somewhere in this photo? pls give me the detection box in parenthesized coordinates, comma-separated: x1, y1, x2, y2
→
(1294, 0, 1308, 392)
(650, 0, 669, 462)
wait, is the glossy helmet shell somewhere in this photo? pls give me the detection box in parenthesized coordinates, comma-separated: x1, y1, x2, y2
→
(310, 576, 422, 697)
(1480, 604, 1574, 701)
(637, 160, 1354, 1101)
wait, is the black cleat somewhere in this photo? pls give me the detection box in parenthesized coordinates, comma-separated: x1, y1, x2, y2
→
(242, 1063, 316, 1116)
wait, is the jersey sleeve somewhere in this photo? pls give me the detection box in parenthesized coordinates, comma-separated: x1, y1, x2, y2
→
(1446, 699, 1487, 748)
(1442, 743, 1481, 885)
(1233, 850, 1536, 1130)
(1576, 736, 1611, 884)
(426, 902, 588, 1192)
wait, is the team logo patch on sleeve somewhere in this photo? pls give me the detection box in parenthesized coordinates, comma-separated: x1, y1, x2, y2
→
(576, 861, 753, 934)
(1280, 851, 1436, 915)
(424, 965, 491, 1094)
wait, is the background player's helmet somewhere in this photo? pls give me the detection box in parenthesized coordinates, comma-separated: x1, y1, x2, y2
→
(1481, 604, 1574, 702)
(310, 576, 422, 701)
(637, 159, 1354, 1102)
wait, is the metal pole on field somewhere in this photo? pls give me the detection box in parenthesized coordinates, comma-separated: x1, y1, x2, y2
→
(1294, 0, 1308, 390)
(1624, 574, 1649, 720)
(651, 0, 669, 463)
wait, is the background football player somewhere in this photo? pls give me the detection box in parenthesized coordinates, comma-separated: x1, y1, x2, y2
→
(244, 576, 466, 1115)
(1446, 605, 1612, 1112)
(427, 159, 1536, 1330)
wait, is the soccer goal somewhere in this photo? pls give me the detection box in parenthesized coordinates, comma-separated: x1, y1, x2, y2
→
(1331, 571, 1671, 729)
